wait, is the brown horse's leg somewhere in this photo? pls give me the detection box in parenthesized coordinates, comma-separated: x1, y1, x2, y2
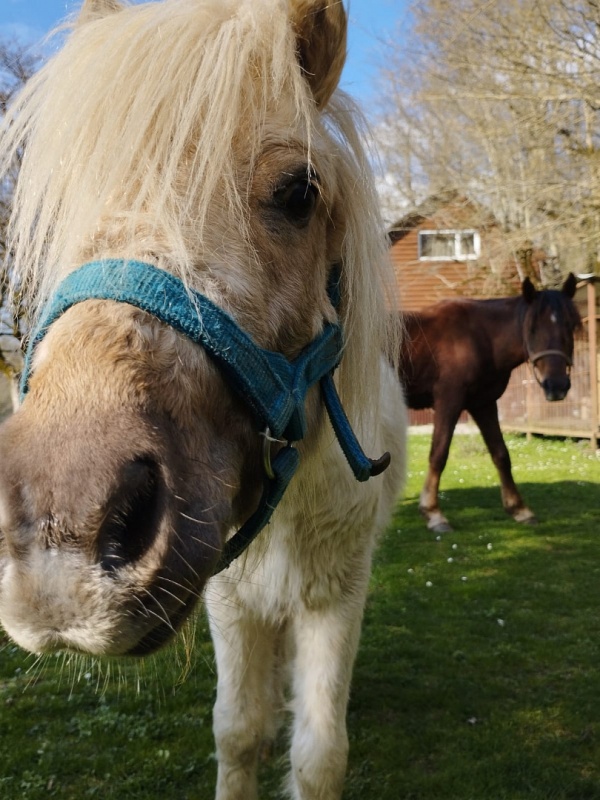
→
(419, 401, 463, 533)
(468, 402, 537, 524)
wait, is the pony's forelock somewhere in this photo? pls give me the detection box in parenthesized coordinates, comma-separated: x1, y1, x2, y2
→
(1, 0, 399, 426)
(2, 0, 305, 297)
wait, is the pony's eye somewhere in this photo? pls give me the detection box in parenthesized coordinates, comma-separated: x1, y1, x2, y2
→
(273, 178, 319, 226)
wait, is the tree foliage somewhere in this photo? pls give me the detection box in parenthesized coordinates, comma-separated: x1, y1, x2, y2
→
(376, 0, 600, 281)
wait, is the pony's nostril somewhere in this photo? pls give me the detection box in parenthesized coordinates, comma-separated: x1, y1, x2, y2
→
(98, 458, 162, 572)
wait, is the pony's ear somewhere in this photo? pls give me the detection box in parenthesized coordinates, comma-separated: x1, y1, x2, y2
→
(290, 0, 347, 109)
(522, 277, 536, 304)
(77, 0, 123, 25)
(562, 272, 577, 299)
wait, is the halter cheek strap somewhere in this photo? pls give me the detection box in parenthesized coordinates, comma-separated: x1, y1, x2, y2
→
(527, 348, 573, 388)
(20, 259, 390, 574)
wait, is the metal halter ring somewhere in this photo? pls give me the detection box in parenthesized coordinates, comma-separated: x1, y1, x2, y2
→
(260, 427, 287, 480)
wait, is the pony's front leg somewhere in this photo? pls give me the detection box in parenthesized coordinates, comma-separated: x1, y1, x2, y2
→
(288, 598, 365, 800)
(206, 591, 281, 800)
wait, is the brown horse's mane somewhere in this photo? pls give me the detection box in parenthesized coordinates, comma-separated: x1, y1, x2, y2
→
(405, 286, 581, 332)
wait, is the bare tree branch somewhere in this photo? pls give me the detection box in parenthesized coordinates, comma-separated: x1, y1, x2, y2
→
(375, 0, 600, 281)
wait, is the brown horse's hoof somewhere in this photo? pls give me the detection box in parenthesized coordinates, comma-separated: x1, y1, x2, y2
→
(421, 512, 452, 533)
(512, 507, 538, 525)
(521, 515, 539, 526)
(421, 510, 453, 534)
(430, 521, 453, 534)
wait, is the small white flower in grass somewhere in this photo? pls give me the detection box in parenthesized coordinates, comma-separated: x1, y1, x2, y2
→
(425, 581, 433, 587)
(497, 619, 505, 627)
(407, 568, 414, 574)
(487, 543, 493, 550)
(84, 672, 92, 681)
(467, 717, 478, 725)
(447, 557, 454, 563)
(452, 543, 458, 550)
(435, 535, 442, 541)
(461, 576, 468, 581)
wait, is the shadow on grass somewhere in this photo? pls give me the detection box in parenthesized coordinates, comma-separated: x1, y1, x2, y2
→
(407, 479, 600, 534)
(347, 480, 600, 800)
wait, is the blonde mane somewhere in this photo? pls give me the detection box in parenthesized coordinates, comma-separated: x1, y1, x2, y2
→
(0, 0, 398, 420)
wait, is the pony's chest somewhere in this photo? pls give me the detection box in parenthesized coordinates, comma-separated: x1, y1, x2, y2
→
(221, 468, 379, 617)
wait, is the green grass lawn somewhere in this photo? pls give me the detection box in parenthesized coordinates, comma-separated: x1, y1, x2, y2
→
(0, 433, 599, 799)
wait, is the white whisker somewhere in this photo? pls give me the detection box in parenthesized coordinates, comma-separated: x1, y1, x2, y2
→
(179, 511, 212, 525)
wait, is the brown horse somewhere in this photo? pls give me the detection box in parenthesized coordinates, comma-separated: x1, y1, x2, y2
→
(400, 274, 581, 533)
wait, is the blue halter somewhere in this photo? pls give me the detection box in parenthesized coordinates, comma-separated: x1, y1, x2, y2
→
(20, 260, 390, 573)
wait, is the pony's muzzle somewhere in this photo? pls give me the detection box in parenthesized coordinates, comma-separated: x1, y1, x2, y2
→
(0, 407, 224, 656)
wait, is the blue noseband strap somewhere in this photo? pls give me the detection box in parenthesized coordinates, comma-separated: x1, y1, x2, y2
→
(20, 260, 390, 573)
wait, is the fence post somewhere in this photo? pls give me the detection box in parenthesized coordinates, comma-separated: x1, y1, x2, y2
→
(588, 280, 598, 451)
(525, 370, 533, 442)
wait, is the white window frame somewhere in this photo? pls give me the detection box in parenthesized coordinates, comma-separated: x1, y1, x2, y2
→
(418, 229, 480, 261)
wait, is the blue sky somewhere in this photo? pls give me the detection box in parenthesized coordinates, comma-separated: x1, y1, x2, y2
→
(0, 0, 411, 107)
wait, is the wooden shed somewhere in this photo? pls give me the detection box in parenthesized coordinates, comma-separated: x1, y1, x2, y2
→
(388, 191, 520, 312)
(389, 192, 518, 425)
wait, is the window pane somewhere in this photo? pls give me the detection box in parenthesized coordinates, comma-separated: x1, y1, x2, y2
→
(459, 232, 476, 256)
(420, 233, 455, 258)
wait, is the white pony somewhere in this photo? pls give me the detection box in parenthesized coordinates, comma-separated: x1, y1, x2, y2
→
(0, 1, 406, 797)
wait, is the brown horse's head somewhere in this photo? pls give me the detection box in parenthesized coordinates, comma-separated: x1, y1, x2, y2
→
(521, 273, 581, 402)
(0, 0, 392, 656)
